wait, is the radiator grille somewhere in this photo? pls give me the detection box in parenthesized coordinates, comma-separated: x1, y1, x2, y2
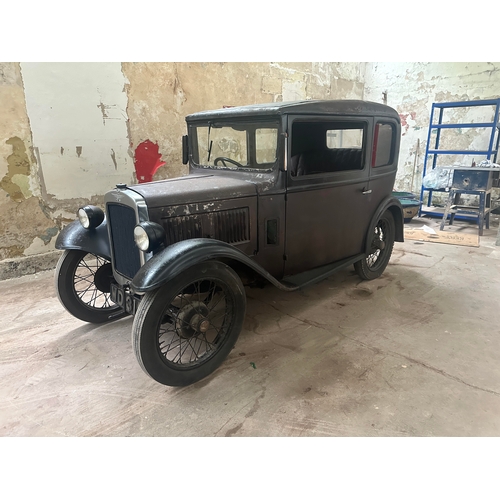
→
(107, 203, 142, 279)
(163, 208, 250, 245)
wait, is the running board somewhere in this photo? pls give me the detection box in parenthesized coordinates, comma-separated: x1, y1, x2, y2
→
(277, 253, 364, 292)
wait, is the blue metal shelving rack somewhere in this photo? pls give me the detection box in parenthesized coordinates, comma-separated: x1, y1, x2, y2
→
(419, 98, 500, 218)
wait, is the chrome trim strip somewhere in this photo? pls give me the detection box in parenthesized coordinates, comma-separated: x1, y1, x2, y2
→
(104, 187, 150, 285)
(284, 132, 288, 171)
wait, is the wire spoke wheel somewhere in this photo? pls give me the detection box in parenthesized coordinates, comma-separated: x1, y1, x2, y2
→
(133, 261, 246, 387)
(73, 254, 114, 309)
(354, 210, 395, 280)
(55, 250, 126, 323)
(366, 219, 388, 269)
(157, 279, 232, 366)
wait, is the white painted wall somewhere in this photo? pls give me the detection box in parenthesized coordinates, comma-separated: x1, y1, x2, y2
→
(20, 63, 134, 200)
(364, 62, 500, 193)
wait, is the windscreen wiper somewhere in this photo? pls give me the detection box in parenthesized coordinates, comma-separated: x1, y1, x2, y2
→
(207, 122, 212, 162)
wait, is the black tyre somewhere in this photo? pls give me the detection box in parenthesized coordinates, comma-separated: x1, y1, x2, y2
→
(354, 210, 395, 280)
(132, 260, 246, 387)
(55, 250, 126, 323)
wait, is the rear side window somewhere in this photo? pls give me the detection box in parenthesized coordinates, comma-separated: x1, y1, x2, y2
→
(372, 123, 394, 167)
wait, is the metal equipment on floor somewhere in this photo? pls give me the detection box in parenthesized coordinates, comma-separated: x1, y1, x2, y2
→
(439, 167, 494, 235)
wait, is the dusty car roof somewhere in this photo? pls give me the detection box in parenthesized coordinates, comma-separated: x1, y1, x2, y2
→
(186, 100, 400, 122)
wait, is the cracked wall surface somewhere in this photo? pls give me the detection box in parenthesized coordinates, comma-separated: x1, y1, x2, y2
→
(2, 61, 500, 268)
(20, 63, 134, 200)
(364, 62, 500, 193)
(0, 63, 56, 260)
(121, 62, 366, 180)
(1, 62, 365, 266)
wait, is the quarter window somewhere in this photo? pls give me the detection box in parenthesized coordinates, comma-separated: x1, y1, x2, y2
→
(372, 123, 394, 167)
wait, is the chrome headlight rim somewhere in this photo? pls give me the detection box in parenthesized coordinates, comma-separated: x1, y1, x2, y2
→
(78, 205, 104, 230)
(134, 222, 166, 253)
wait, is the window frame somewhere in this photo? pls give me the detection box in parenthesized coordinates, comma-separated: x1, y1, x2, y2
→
(288, 117, 370, 180)
(371, 122, 396, 168)
(189, 120, 280, 172)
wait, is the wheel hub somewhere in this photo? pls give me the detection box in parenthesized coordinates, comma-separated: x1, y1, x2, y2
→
(175, 301, 210, 339)
(93, 263, 114, 293)
(372, 238, 385, 251)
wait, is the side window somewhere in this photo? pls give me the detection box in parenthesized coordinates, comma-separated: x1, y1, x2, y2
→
(326, 128, 363, 149)
(291, 121, 365, 177)
(255, 128, 278, 164)
(372, 123, 394, 167)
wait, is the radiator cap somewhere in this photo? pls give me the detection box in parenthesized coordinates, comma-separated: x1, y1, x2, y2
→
(116, 183, 127, 189)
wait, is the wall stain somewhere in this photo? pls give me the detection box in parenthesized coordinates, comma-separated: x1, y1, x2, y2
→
(0, 196, 56, 260)
(97, 102, 108, 125)
(110, 149, 117, 169)
(40, 227, 59, 244)
(2, 245, 25, 259)
(0, 137, 32, 202)
(76, 146, 82, 157)
(97, 101, 120, 126)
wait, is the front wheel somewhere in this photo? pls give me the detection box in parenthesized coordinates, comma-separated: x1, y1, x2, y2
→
(354, 210, 395, 280)
(55, 250, 127, 323)
(132, 260, 246, 387)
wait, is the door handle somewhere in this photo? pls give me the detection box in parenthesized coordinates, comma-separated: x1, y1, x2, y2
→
(362, 189, 372, 195)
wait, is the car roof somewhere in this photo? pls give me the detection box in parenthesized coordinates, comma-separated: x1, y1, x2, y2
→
(185, 100, 400, 122)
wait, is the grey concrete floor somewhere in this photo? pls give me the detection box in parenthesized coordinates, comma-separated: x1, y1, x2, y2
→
(2, 219, 500, 437)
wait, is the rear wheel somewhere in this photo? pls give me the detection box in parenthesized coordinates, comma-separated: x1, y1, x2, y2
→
(132, 260, 246, 387)
(355, 210, 395, 280)
(55, 250, 126, 323)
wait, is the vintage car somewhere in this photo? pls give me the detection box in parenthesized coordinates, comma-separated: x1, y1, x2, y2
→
(55, 100, 403, 387)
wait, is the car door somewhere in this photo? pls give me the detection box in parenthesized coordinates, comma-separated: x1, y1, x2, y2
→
(284, 115, 374, 277)
(368, 119, 400, 211)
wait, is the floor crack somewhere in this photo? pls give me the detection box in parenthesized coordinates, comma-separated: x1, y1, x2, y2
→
(252, 296, 500, 398)
(337, 334, 500, 397)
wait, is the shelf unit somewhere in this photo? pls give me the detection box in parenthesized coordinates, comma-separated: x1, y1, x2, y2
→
(419, 99, 500, 219)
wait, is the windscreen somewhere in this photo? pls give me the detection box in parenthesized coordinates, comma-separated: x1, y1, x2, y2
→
(193, 121, 279, 170)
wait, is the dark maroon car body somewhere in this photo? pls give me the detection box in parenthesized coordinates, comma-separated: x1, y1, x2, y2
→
(56, 100, 403, 386)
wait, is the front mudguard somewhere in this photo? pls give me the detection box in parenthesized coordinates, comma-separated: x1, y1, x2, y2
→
(55, 219, 111, 260)
(364, 196, 404, 254)
(130, 238, 287, 294)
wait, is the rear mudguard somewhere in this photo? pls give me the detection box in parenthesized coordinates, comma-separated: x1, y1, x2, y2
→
(364, 196, 404, 254)
(131, 238, 289, 294)
(55, 220, 111, 260)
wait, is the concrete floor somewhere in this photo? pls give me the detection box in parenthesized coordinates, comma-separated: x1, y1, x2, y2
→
(2, 218, 500, 437)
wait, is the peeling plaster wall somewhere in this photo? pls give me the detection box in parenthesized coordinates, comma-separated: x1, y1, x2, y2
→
(122, 62, 366, 180)
(364, 62, 500, 194)
(3, 61, 499, 271)
(20, 63, 134, 200)
(1, 61, 365, 269)
(0, 63, 56, 260)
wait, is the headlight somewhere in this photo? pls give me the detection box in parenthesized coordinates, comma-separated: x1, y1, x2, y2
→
(134, 222, 166, 252)
(78, 206, 104, 229)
